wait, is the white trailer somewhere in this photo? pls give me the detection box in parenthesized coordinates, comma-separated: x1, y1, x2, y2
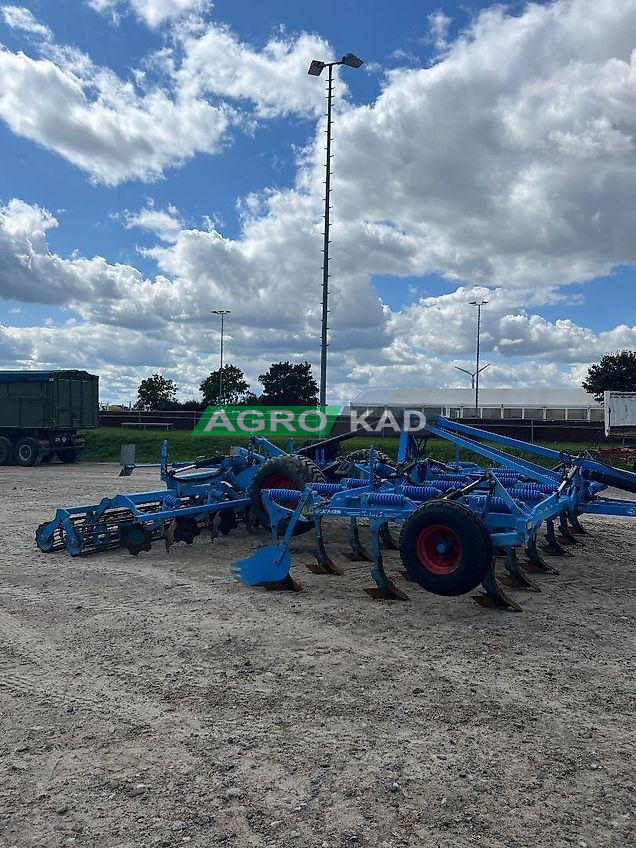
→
(604, 391, 636, 437)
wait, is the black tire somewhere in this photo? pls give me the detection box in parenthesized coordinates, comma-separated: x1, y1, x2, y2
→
(0, 436, 13, 466)
(345, 448, 396, 469)
(399, 501, 492, 596)
(57, 449, 79, 464)
(249, 454, 325, 535)
(14, 437, 40, 467)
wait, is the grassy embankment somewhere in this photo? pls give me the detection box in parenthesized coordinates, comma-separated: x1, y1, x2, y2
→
(80, 427, 601, 469)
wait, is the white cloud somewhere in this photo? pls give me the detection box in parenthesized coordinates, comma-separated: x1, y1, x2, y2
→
(0, 48, 230, 185)
(428, 9, 452, 54)
(87, 0, 210, 28)
(176, 27, 333, 119)
(2, 0, 636, 400)
(1, 5, 51, 37)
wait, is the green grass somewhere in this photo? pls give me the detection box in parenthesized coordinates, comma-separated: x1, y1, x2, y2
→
(79, 427, 606, 469)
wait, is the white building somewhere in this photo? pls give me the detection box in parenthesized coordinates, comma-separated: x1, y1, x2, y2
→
(349, 387, 603, 421)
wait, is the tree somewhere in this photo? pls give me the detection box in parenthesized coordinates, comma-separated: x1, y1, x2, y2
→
(582, 350, 636, 402)
(258, 361, 319, 406)
(135, 374, 178, 410)
(200, 364, 256, 406)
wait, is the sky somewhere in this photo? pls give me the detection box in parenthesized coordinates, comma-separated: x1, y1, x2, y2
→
(0, 0, 635, 404)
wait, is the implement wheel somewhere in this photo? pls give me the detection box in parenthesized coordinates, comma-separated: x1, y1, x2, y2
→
(344, 448, 396, 469)
(249, 455, 325, 536)
(399, 501, 492, 596)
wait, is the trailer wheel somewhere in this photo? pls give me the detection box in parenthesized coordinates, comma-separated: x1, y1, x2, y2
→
(249, 455, 325, 535)
(57, 449, 79, 464)
(399, 501, 492, 596)
(0, 436, 13, 466)
(15, 437, 40, 467)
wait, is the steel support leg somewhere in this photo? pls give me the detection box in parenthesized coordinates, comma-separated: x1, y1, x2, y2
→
(524, 535, 559, 574)
(473, 562, 523, 611)
(344, 517, 371, 561)
(499, 547, 541, 592)
(544, 519, 573, 556)
(364, 522, 409, 600)
(309, 517, 343, 575)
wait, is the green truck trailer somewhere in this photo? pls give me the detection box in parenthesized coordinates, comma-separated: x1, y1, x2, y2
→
(0, 370, 99, 466)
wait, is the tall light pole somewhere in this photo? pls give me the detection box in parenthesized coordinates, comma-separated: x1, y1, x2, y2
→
(211, 309, 230, 404)
(454, 363, 490, 390)
(469, 300, 488, 416)
(308, 52, 364, 406)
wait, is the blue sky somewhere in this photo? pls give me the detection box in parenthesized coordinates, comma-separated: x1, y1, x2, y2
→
(0, 0, 634, 402)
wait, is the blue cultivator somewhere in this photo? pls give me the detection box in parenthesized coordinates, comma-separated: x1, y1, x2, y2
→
(36, 440, 256, 556)
(35, 431, 387, 557)
(232, 417, 636, 611)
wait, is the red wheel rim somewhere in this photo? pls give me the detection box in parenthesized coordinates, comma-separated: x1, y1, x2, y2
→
(262, 472, 298, 490)
(262, 472, 299, 504)
(416, 524, 463, 575)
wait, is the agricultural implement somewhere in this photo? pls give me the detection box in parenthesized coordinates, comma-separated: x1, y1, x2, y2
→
(232, 416, 636, 610)
(35, 430, 392, 557)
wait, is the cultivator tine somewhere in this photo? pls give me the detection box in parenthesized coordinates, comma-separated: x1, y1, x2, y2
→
(499, 547, 541, 592)
(209, 511, 222, 541)
(473, 563, 523, 611)
(344, 517, 372, 561)
(543, 519, 574, 556)
(364, 524, 409, 601)
(309, 517, 344, 575)
(567, 511, 588, 535)
(557, 514, 579, 544)
(524, 536, 559, 575)
(379, 522, 399, 550)
(164, 519, 176, 552)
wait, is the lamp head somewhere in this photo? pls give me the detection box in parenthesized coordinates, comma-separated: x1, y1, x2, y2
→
(308, 60, 325, 76)
(341, 53, 364, 68)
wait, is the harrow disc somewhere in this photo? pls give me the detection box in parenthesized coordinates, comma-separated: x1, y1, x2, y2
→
(398, 501, 492, 596)
(120, 523, 153, 556)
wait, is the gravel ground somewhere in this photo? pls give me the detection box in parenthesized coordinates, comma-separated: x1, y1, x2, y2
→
(0, 462, 634, 848)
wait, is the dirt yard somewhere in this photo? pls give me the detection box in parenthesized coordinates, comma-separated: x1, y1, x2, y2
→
(0, 463, 634, 848)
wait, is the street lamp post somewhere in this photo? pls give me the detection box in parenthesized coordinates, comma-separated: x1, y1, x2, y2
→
(308, 52, 364, 406)
(469, 300, 488, 416)
(211, 309, 231, 404)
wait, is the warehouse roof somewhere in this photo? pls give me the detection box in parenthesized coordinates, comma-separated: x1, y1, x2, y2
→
(349, 387, 601, 407)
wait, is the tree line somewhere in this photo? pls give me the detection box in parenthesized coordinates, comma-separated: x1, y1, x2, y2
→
(135, 361, 319, 410)
(134, 349, 636, 411)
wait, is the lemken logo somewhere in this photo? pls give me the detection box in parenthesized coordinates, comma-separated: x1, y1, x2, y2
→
(193, 406, 428, 437)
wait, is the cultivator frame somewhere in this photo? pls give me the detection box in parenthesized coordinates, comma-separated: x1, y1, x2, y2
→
(232, 416, 636, 610)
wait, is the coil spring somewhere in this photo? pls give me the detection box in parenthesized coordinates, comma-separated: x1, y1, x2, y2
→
(431, 474, 470, 484)
(472, 495, 512, 513)
(311, 482, 345, 496)
(265, 488, 302, 503)
(340, 477, 371, 488)
(402, 485, 443, 501)
(507, 484, 555, 501)
(367, 492, 405, 507)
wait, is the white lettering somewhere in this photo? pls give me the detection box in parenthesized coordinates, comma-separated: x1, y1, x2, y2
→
(299, 410, 327, 432)
(237, 409, 265, 432)
(404, 409, 427, 432)
(270, 410, 296, 432)
(374, 409, 400, 432)
(203, 409, 235, 432)
(350, 409, 375, 432)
